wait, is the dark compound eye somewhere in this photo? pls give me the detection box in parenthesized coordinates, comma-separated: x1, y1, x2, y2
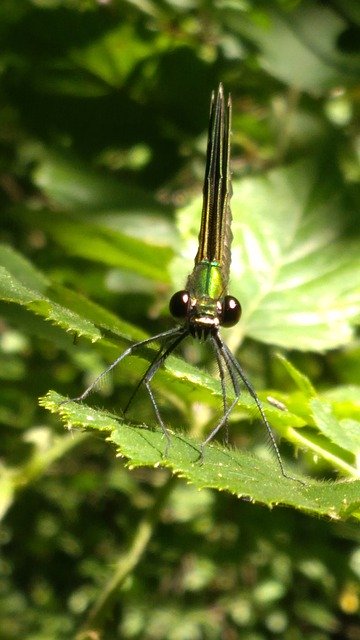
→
(169, 290, 191, 319)
(221, 295, 241, 327)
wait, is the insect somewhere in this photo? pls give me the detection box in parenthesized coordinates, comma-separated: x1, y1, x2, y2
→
(70, 84, 293, 479)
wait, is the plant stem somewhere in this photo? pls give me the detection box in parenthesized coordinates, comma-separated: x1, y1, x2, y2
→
(77, 473, 177, 639)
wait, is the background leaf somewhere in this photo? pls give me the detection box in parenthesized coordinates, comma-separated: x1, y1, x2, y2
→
(311, 398, 360, 455)
(229, 1, 360, 92)
(172, 161, 360, 350)
(1, 1, 360, 638)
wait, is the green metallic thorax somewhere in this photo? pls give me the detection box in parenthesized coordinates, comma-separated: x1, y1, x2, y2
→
(187, 260, 226, 302)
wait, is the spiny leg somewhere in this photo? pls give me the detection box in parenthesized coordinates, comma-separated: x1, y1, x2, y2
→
(213, 332, 240, 445)
(211, 334, 231, 446)
(212, 335, 227, 435)
(221, 341, 304, 483)
(63, 327, 184, 405)
(133, 329, 188, 456)
(198, 334, 241, 461)
(123, 329, 184, 415)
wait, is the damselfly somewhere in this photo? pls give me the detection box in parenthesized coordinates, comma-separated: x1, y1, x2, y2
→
(70, 84, 293, 479)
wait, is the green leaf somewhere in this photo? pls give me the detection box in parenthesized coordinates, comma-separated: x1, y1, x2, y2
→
(172, 161, 360, 351)
(228, 2, 360, 93)
(33, 153, 165, 213)
(28, 153, 175, 281)
(0, 244, 146, 344)
(70, 23, 158, 88)
(0, 243, 49, 292)
(311, 398, 360, 455)
(40, 391, 360, 520)
(10, 203, 173, 283)
(0, 265, 100, 341)
(323, 385, 360, 420)
(277, 354, 316, 397)
(42, 216, 172, 283)
(272, 356, 360, 475)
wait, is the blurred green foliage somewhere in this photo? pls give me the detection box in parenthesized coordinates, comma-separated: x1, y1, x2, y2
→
(1, 0, 360, 638)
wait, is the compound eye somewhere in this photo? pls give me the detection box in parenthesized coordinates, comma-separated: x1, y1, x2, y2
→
(169, 290, 191, 319)
(221, 295, 241, 327)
